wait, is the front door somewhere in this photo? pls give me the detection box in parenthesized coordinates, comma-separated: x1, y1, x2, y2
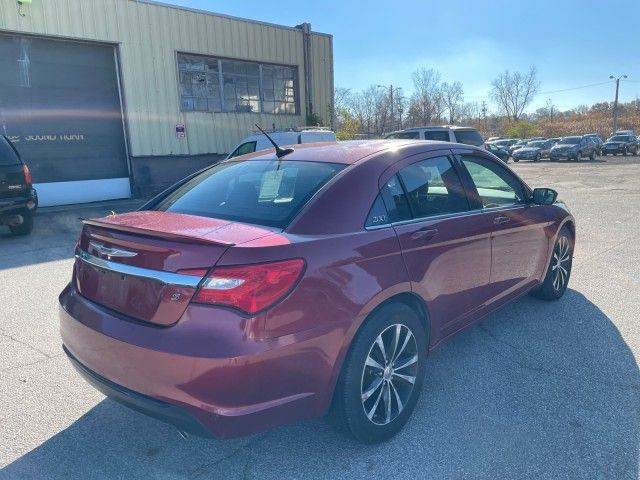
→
(458, 154, 550, 305)
(385, 154, 493, 344)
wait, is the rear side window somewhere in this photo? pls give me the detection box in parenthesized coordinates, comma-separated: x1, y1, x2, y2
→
(386, 131, 420, 140)
(155, 160, 345, 228)
(423, 130, 450, 141)
(228, 141, 257, 158)
(397, 156, 469, 219)
(453, 129, 484, 146)
(0, 137, 21, 166)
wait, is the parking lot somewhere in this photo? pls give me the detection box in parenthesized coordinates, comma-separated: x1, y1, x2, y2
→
(1, 156, 639, 479)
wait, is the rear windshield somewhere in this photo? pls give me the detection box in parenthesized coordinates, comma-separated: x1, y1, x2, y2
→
(423, 130, 450, 141)
(0, 137, 21, 166)
(608, 135, 629, 142)
(558, 137, 580, 145)
(154, 160, 345, 229)
(385, 131, 420, 140)
(453, 129, 484, 146)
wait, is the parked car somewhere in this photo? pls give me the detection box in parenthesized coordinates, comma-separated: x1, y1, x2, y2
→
(549, 135, 597, 161)
(489, 138, 519, 149)
(583, 134, 604, 155)
(486, 142, 510, 162)
(227, 128, 336, 159)
(385, 125, 484, 147)
(59, 139, 575, 443)
(602, 134, 638, 156)
(509, 139, 530, 155)
(512, 139, 554, 162)
(0, 135, 37, 236)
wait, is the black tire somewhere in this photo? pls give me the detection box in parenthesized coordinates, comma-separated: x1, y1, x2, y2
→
(9, 212, 34, 236)
(513, 158, 519, 162)
(575, 152, 582, 162)
(623, 148, 627, 156)
(331, 303, 427, 443)
(534, 153, 541, 162)
(530, 226, 573, 301)
(590, 150, 595, 161)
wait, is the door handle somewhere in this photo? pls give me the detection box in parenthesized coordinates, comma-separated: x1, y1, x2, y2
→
(493, 216, 510, 225)
(410, 228, 438, 241)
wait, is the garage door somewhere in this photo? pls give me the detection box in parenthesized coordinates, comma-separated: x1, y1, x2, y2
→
(0, 34, 130, 206)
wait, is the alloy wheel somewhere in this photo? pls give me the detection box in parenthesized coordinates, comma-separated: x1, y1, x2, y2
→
(551, 235, 571, 291)
(361, 324, 418, 426)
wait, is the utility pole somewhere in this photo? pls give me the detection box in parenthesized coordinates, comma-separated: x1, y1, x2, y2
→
(377, 84, 394, 132)
(481, 101, 487, 129)
(610, 74, 627, 133)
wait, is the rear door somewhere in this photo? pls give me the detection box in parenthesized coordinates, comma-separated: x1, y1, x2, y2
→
(456, 152, 549, 304)
(384, 152, 493, 341)
(0, 136, 26, 198)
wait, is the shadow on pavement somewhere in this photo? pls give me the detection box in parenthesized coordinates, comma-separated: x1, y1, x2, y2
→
(2, 289, 638, 479)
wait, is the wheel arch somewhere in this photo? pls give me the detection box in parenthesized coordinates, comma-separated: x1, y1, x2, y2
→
(324, 290, 431, 415)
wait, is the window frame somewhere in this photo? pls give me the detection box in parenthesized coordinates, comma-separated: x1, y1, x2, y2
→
(365, 153, 473, 230)
(176, 52, 300, 115)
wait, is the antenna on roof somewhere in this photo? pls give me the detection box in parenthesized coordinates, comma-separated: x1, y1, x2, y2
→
(255, 124, 294, 159)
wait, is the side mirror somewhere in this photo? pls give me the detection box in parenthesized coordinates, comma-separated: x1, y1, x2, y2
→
(532, 187, 557, 205)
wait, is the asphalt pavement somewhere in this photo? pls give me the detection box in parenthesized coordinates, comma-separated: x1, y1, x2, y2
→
(1, 156, 638, 479)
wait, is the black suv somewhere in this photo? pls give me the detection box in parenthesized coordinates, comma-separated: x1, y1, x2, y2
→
(549, 135, 598, 162)
(0, 136, 37, 235)
(602, 134, 638, 156)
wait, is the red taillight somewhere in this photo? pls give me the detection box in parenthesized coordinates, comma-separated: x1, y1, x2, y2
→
(183, 259, 305, 314)
(23, 164, 32, 186)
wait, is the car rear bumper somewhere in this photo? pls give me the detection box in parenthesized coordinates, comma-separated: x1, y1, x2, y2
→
(0, 188, 38, 218)
(64, 345, 213, 437)
(59, 283, 341, 438)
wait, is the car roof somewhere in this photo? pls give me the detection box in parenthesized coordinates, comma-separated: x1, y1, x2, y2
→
(227, 139, 482, 165)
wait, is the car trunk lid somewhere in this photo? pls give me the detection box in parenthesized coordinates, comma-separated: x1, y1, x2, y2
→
(74, 211, 278, 326)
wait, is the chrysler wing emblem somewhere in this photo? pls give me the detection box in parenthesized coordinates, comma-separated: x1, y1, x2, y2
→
(89, 241, 138, 260)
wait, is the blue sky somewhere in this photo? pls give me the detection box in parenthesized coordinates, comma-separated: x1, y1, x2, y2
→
(169, 0, 640, 113)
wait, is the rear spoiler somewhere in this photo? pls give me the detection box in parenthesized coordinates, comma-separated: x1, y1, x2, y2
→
(81, 218, 235, 247)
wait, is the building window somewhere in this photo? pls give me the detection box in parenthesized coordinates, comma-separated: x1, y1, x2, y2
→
(177, 53, 298, 115)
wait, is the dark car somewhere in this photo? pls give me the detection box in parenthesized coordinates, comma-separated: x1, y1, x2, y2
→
(549, 135, 597, 161)
(59, 140, 575, 443)
(0, 136, 37, 235)
(512, 139, 554, 162)
(584, 134, 604, 155)
(602, 134, 638, 156)
(486, 142, 510, 162)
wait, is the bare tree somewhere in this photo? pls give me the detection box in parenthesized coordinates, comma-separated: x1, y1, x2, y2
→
(331, 87, 352, 130)
(441, 81, 464, 123)
(489, 66, 540, 122)
(406, 68, 444, 126)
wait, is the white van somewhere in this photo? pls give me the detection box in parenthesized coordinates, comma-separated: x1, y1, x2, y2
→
(227, 128, 336, 159)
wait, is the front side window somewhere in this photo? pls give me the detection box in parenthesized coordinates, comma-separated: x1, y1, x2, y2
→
(155, 160, 344, 228)
(461, 156, 526, 208)
(177, 53, 298, 115)
(397, 156, 469, 219)
(453, 129, 484, 146)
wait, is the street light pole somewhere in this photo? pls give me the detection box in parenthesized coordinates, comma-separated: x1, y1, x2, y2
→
(610, 74, 627, 133)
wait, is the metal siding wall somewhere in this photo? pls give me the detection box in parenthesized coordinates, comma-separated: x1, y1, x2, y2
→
(0, 0, 333, 156)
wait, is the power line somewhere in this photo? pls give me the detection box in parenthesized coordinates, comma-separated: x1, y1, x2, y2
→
(537, 81, 612, 95)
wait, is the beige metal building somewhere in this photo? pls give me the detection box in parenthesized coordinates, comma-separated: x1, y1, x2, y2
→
(0, 0, 333, 205)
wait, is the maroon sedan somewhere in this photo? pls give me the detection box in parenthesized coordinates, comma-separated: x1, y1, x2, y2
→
(59, 140, 575, 443)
